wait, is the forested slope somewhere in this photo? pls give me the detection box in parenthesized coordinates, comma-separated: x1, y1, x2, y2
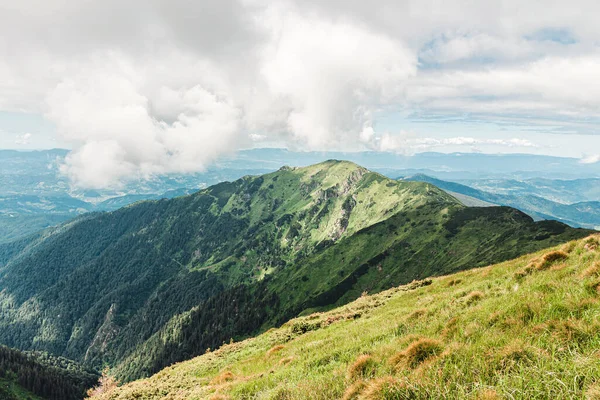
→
(0, 345, 98, 400)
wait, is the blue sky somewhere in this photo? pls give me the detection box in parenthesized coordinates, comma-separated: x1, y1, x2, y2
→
(1, 0, 600, 187)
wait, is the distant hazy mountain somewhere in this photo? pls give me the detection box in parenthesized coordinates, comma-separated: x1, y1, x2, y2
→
(457, 177, 600, 204)
(220, 148, 600, 179)
(406, 174, 600, 230)
(1, 148, 599, 242)
(3, 149, 600, 199)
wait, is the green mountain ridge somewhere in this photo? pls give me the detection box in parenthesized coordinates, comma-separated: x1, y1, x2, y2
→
(0, 161, 592, 386)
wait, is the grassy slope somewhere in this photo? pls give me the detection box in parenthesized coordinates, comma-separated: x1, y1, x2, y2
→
(91, 234, 600, 400)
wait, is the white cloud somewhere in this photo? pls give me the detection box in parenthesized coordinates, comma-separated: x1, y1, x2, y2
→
(37, 2, 416, 188)
(407, 56, 600, 120)
(369, 134, 538, 153)
(256, 5, 416, 149)
(1, 0, 600, 187)
(580, 154, 600, 164)
(46, 51, 243, 187)
(15, 133, 32, 145)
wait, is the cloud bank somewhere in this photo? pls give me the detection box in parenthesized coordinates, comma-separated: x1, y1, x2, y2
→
(1, 0, 600, 187)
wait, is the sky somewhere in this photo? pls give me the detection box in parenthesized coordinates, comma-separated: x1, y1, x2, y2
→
(1, 0, 600, 187)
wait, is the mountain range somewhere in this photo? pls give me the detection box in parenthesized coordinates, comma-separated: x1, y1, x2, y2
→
(406, 174, 600, 230)
(2, 149, 600, 245)
(0, 160, 591, 392)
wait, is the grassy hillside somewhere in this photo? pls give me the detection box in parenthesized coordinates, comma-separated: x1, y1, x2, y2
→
(0, 161, 591, 384)
(89, 234, 600, 400)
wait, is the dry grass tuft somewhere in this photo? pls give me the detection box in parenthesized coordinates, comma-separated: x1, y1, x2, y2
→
(582, 262, 600, 278)
(393, 334, 427, 351)
(209, 394, 230, 400)
(210, 371, 234, 385)
(278, 356, 294, 366)
(407, 308, 427, 320)
(465, 290, 485, 305)
(442, 316, 460, 337)
(447, 278, 462, 287)
(389, 338, 443, 369)
(536, 250, 569, 270)
(487, 311, 503, 327)
(342, 380, 366, 400)
(266, 344, 285, 356)
(585, 278, 600, 295)
(476, 388, 501, 400)
(543, 319, 596, 344)
(496, 341, 535, 371)
(577, 297, 599, 310)
(347, 354, 377, 381)
(584, 237, 600, 252)
(513, 266, 532, 280)
(359, 376, 416, 400)
(586, 382, 600, 399)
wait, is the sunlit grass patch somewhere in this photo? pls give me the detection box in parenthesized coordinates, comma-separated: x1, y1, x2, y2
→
(475, 388, 501, 400)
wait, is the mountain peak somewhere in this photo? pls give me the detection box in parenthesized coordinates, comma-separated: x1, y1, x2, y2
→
(276, 160, 364, 175)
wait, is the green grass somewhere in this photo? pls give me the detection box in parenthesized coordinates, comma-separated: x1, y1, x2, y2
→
(89, 234, 600, 399)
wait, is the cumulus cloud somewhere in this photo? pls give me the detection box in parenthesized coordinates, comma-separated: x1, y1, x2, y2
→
(407, 56, 600, 120)
(1, 0, 600, 187)
(256, 6, 415, 148)
(14, 133, 32, 145)
(0, 1, 418, 187)
(47, 52, 243, 186)
(370, 134, 539, 153)
(581, 155, 600, 164)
